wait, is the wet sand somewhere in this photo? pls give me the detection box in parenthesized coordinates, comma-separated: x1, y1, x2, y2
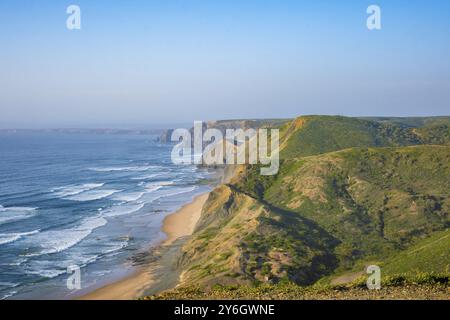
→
(79, 193, 209, 300)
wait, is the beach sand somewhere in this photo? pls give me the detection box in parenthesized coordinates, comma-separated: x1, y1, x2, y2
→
(79, 193, 209, 300)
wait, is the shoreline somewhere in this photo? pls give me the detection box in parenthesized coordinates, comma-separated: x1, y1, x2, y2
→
(78, 192, 209, 300)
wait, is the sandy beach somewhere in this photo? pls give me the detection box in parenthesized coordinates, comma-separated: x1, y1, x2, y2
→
(79, 192, 209, 300)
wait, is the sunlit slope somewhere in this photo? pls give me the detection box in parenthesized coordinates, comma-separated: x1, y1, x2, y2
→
(381, 228, 450, 275)
(179, 143, 449, 286)
(278, 115, 450, 159)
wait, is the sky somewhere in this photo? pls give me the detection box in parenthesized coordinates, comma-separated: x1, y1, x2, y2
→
(0, 0, 449, 128)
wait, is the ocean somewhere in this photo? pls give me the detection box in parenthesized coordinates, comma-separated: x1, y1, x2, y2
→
(0, 132, 213, 299)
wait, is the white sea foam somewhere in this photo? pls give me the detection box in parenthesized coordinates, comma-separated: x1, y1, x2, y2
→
(1, 291, 17, 300)
(111, 191, 145, 202)
(25, 267, 67, 279)
(25, 253, 98, 278)
(51, 183, 104, 198)
(98, 240, 128, 255)
(159, 181, 175, 186)
(89, 165, 161, 172)
(65, 189, 121, 202)
(0, 206, 37, 225)
(0, 230, 40, 246)
(0, 282, 19, 288)
(131, 173, 165, 180)
(170, 186, 197, 196)
(25, 239, 129, 279)
(153, 186, 198, 201)
(102, 203, 145, 217)
(146, 181, 174, 188)
(143, 180, 176, 193)
(1, 257, 27, 267)
(145, 185, 163, 193)
(21, 215, 107, 257)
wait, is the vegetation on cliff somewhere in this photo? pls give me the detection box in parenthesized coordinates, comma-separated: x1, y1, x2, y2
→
(147, 116, 450, 299)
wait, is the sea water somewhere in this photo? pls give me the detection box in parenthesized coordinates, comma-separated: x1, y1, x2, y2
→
(0, 132, 212, 299)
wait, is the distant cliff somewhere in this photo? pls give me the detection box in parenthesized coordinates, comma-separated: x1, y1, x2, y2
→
(157, 119, 289, 143)
(157, 129, 175, 143)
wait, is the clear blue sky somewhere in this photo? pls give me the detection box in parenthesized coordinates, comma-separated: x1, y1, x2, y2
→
(0, 0, 449, 128)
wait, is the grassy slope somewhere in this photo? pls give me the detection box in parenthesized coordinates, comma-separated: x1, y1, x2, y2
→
(381, 229, 450, 275)
(145, 116, 450, 299)
(359, 116, 450, 128)
(236, 146, 449, 280)
(279, 115, 450, 159)
(146, 278, 449, 300)
(279, 116, 417, 159)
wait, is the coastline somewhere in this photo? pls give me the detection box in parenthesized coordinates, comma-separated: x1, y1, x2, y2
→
(78, 192, 209, 300)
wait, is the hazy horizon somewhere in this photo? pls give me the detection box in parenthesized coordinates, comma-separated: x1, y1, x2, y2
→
(1, 0, 449, 128)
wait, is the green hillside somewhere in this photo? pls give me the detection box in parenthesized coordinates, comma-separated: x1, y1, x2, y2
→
(279, 115, 450, 159)
(381, 229, 450, 275)
(234, 146, 448, 281)
(146, 116, 450, 299)
(359, 116, 450, 128)
(146, 276, 449, 300)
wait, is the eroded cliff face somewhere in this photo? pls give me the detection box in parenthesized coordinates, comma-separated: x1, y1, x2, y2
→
(174, 116, 450, 288)
(178, 184, 260, 286)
